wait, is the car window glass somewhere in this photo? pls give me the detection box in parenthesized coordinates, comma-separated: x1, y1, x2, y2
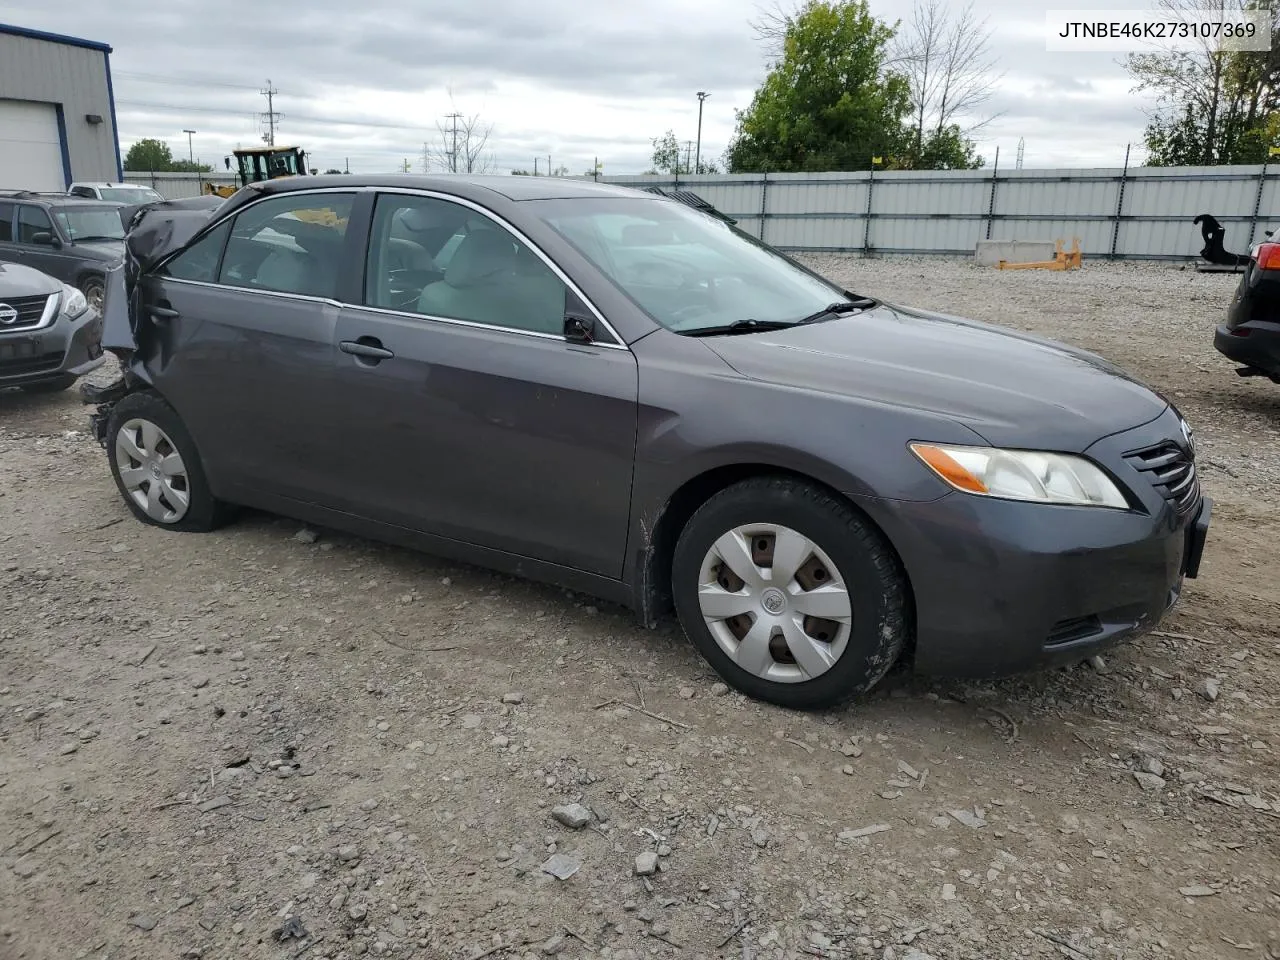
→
(365, 194, 567, 336)
(55, 208, 126, 241)
(70, 186, 94, 198)
(17, 206, 53, 244)
(159, 220, 232, 282)
(0, 203, 12, 242)
(218, 192, 355, 298)
(536, 198, 847, 332)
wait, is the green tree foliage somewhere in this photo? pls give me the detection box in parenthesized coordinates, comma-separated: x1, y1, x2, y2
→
(123, 139, 212, 173)
(726, 0, 911, 172)
(1129, 0, 1280, 165)
(324, 168, 344, 175)
(123, 138, 175, 172)
(649, 129, 721, 174)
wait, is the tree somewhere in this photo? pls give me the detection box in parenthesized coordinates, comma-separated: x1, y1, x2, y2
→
(124, 138, 175, 172)
(425, 98, 495, 174)
(170, 159, 213, 174)
(727, 0, 911, 172)
(648, 129, 724, 174)
(1127, 0, 1280, 165)
(323, 168, 344, 175)
(893, 0, 996, 168)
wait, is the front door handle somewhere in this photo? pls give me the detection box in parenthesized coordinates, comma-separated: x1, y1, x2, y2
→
(150, 305, 180, 320)
(340, 338, 395, 360)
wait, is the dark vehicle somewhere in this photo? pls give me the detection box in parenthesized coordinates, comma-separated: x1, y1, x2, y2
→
(0, 191, 126, 313)
(1215, 236, 1280, 382)
(0, 261, 103, 392)
(85, 175, 1211, 709)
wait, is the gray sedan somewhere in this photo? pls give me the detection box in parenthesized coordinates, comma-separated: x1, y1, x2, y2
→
(85, 176, 1210, 709)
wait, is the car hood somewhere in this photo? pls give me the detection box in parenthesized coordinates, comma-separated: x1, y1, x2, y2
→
(699, 302, 1169, 451)
(0, 260, 61, 296)
(72, 239, 126, 260)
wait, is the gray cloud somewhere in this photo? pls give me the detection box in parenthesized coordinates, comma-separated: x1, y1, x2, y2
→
(9, 0, 1159, 173)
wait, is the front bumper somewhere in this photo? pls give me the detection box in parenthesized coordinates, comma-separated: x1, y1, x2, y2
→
(861, 407, 1211, 679)
(0, 307, 104, 387)
(1214, 322, 1280, 379)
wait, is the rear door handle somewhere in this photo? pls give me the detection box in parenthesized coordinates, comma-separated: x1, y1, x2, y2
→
(150, 305, 179, 320)
(340, 339, 395, 360)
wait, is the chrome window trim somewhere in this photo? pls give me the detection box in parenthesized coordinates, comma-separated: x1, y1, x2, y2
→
(159, 277, 631, 352)
(154, 184, 631, 351)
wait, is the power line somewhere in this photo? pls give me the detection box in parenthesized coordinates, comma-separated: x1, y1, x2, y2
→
(115, 71, 264, 92)
(261, 79, 281, 147)
(445, 112, 462, 173)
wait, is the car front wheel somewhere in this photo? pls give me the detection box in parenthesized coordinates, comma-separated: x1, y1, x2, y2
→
(106, 392, 232, 532)
(80, 277, 105, 314)
(671, 477, 909, 710)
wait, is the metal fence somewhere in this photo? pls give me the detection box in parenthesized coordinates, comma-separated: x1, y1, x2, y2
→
(124, 163, 1280, 260)
(601, 164, 1280, 260)
(124, 171, 239, 199)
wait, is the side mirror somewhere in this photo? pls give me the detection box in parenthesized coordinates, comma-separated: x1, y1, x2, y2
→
(30, 231, 58, 247)
(564, 313, 595, 344)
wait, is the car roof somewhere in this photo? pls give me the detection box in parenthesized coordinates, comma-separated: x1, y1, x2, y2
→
(0, 191, 123, 207)
(237, 173, 649, 205)
(72, 182, 158, 189)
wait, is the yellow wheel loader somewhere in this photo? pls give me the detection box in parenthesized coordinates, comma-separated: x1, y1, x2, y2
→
(203, 147, 345, 226)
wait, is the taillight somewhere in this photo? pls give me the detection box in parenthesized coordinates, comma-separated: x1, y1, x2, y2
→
(1256, 242, 1280, 270)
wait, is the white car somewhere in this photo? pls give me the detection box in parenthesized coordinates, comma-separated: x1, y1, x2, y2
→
(68, 182, 164, 204)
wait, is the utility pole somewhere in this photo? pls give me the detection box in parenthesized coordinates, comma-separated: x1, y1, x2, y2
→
(260, 80, 281, 146)
(344, 157, 349, 174)
(534, 158, 539, 176)
(548, 154, 553, 177)
(182, 129, 196, 167)
(683, 141, 693, 176)
(695, 91, 710, 173)
(445, 112, 462, 173)
(593, 156, 599, 182)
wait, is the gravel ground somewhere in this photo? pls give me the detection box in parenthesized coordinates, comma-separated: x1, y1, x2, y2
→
(1, 257, 1277, 960)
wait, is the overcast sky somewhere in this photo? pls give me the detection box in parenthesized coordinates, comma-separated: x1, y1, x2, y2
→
(2, 0, 1157, 175)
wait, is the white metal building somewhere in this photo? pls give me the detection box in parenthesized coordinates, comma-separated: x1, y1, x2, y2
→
(0, 23, 122, 191)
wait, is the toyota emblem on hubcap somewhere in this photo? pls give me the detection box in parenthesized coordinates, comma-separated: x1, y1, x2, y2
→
(761, 587, 786, 615)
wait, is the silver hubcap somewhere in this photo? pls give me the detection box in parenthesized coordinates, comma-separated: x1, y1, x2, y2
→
(697, 523, 853, 684)
(114, 418, 191, 523)
(85, 285, 104, 312)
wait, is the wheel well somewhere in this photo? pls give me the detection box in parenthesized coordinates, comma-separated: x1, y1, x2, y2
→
(76, 271, 105, 291)
(642, 464, 917, 661)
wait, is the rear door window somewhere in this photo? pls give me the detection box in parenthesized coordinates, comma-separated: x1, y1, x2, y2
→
(217, 192, 356, 298)
(17, 205, 53, 244)
(0, 203, 13, 242)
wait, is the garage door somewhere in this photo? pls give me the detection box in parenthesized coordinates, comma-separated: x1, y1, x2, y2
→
(0, 99, 65, 192)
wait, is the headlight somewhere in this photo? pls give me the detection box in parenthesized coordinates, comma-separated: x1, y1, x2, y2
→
(60, 285, 88, 320)
(910, 442, 1129, 509)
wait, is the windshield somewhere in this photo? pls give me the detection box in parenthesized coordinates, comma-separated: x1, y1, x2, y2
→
(98, 187, 163, 204)
(55, 208, 126, 241)
(532, 196, 849, 332)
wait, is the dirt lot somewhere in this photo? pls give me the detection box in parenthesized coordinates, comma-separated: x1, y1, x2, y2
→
(1, 258, 1277, 960)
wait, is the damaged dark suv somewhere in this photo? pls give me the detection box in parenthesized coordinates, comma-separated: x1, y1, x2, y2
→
(85, 176, 1210, 709)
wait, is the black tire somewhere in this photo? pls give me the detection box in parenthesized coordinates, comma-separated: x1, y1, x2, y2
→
(671, 477, 909, 710)
(79, 276, 105, 314)
(20, 374, 77, 393)
(105, 391, 233, 532)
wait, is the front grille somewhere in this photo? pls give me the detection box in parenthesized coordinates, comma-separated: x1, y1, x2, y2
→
(0, 294, 54, 331)
(1123, 440, 1200, 515)
(0, 351, 63, 377)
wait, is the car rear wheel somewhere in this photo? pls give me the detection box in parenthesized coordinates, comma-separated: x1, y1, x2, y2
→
(106, 392, 232, 532)
(671, 477, 909, 710)
(79, 277, 105, 314)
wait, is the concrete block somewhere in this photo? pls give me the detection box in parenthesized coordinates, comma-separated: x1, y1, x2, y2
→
(975, 240, 1056, 266)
